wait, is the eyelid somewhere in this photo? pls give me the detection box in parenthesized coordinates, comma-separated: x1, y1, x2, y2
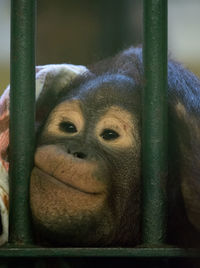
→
(102, 124, 121, 132)
(96, 120, 124, 143)
(95, 106, 136, 148)
(97, 120, 124, 137)
(42, 100, 84, 137)
(57, 114, 82, 131)
(100, 129, 120, 141)
(59, 121, 78, 134)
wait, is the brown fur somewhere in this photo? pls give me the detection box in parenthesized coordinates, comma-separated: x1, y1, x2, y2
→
(30, 47, 200, 247)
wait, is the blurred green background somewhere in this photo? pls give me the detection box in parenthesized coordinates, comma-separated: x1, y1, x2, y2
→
(1, 0, 200, 95)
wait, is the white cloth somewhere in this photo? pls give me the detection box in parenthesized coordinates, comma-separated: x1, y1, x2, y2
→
(0, 63, 87, 245)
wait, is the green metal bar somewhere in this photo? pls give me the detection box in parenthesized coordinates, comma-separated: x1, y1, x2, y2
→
(142, 0, 168, 245)
(9, 0, 36, 245)
(0, 247, 199, 258)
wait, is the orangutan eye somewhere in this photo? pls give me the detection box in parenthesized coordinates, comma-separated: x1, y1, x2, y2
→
(100, 129, 120, 141)
(59, 121, 77, 133)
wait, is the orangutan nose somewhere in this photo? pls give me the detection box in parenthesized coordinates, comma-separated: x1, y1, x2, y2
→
(67, 148, 87, 159)
(73, 152, 87, 159)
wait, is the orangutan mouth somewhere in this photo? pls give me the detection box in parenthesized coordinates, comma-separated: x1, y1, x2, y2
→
(33, 166, 103, 195)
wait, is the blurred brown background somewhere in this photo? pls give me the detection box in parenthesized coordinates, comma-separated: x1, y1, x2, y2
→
(36, 0, 142, 65)
(1, 0, 200, 95)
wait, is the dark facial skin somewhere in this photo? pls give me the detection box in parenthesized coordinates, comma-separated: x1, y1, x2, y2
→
(30, 74, 142, 246)
(30, 47, 200, 247)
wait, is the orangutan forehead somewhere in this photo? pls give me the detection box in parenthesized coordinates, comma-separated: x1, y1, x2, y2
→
(50, 99, 133, 119)
(46, 99, 134, 127)
(99, 106, 134, 126)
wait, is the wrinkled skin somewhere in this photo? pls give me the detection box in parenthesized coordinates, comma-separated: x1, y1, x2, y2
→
(30, 47, 200, 247)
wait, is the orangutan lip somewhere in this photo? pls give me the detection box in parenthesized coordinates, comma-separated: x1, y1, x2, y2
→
(35, 166, 102, 195)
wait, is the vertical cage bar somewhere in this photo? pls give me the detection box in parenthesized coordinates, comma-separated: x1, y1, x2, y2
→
(9, 0, 36, 244)
(142, 0, 168, 245)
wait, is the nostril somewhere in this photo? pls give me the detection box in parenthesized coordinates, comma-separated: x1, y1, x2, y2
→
(73, 152, 86, 159)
